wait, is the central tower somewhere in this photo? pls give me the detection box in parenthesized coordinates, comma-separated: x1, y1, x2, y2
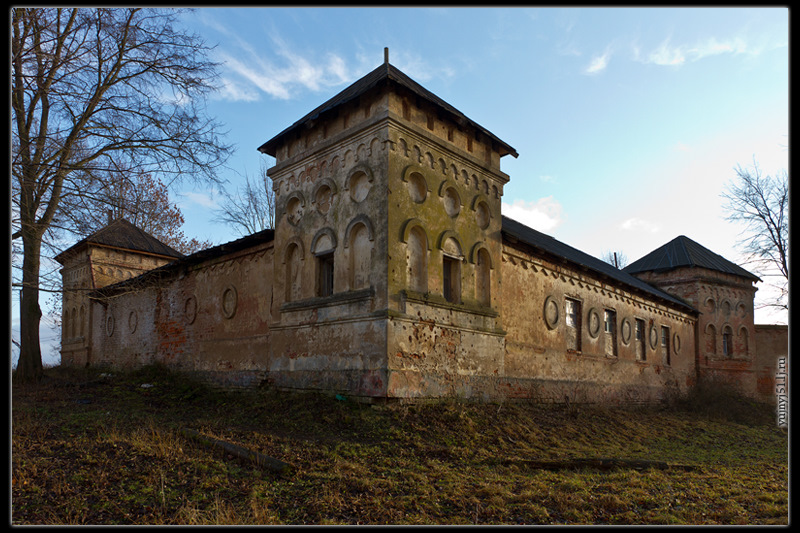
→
(259, 53, 517, 398)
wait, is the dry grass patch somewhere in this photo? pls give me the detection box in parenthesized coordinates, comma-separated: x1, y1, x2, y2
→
(12, 365, 788, 525)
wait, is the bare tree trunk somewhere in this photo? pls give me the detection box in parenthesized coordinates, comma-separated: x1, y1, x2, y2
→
(18, 232, 44, 381)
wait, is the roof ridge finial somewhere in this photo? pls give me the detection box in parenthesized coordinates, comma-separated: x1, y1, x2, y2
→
(384, 47, 389, 65)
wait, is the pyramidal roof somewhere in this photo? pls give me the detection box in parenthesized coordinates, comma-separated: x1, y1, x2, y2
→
(623, 235, 760, 282)
(55, 218, 184, 264)
(257, 54, 518, 159)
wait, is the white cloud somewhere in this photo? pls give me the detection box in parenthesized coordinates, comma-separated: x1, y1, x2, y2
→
(584, 49, 611, 74)
(647, 38, 686, 66)
(502, 197, 564, 233)
(620, 217, 661, 234)
(640, 35, 771, 68)
(180, 191, 219, 210)
(211, 32, 354, 102)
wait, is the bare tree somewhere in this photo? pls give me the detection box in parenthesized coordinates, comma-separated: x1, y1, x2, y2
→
(61, 170, 213, 254)
(215, 159, 276, 237)
(722, 158, 788, 311)
(11, 8, 231, 380)
(601, 250, 628, 269)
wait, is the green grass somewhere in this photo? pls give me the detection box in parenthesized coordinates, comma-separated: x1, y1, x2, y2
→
(12, 364, 788, 525)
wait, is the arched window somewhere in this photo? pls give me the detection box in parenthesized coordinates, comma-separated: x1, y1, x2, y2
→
(349, 222, 372, 290)
(706, 324, 717, 355)
(312, 229, 337, 297)
(406, 226, 428, 293)
(79, 306, 85, 337)
(738, 327, 750, 356)
(441, 236, 463, 304)
(285, 243, 303, 302)
(722, 326, 734, 357)
(475, 248, 491, 306)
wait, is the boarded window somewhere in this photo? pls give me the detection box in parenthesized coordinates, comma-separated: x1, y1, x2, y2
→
(661, 326, 671, 365)
(706, 324, 717, 355)
(565, 298, 582, 352)
(635, 318, 646, 361)
(285, 243, 303, 302)
(475, 248, 491, 306)
(349, 223, 371, 290)
(406, 226, 427, 293)
(604, 309, 617, 357)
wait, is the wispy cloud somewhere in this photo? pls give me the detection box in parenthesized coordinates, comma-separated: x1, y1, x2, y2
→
(502, 197, 564, 233)
(641, 35, 767, 67)
(584, 48, 612, 75)
(620, 217, 660, 234)
(179, 190, 220, 210)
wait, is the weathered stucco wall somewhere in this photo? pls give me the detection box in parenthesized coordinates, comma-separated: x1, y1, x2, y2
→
(383, 89, 509, 400)
(60, 245, 176, 367)
(501, 243, 697, 403)
(633, 267, 760, 398)
(265, 89, 392, 396)
(91, 241, 274, 387)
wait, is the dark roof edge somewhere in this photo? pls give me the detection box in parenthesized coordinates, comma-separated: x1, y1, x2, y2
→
(91, 228, 275, 298)
(501, 216, 698, 316)
(258, 62, 518, 159)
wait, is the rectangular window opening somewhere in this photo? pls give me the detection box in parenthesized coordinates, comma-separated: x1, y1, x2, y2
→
(635, 318, 646, 361)
(443, 256, 460, 304)
(565, 298, 582, 352)
(604, 309, 618, 357)
(661, 325, 671, 365)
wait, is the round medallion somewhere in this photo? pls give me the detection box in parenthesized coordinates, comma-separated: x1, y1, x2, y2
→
(286, 196, 303, 226)
(106, 313, 115, 337)
(349, 170, 371, 203)
(442, 187, 461, 218)
(128, 310, 138, 333)
(222, 285, 238, 319)
(649, 325, 659, 350)
(543, 296, 560, 330)
(185, 295, 198, 324)
(315, 184, 333, 214)
(587, 308, 601, 338)
(620, 317, 632, 345)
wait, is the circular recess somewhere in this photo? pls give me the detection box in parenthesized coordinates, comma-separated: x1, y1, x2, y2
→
(222, 285, 238, 319)
(286, 196, 303, 225)
(443, 187, 461, 217)
(349, 170, 371, 203)
(315, 184, 333, 214)
(543, 295, 560, 330)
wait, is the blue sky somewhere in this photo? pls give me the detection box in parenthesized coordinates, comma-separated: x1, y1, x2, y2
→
(13, 7, 789, 366)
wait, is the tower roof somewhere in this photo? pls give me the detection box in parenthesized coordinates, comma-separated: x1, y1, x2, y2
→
(257, 57, 518, 159)
(55, 218, 184, 264)
(623, 235, 760, 282)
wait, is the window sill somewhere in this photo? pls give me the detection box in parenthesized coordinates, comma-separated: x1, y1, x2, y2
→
(400, 289, 499, 318)
(281, 287, 374, 312)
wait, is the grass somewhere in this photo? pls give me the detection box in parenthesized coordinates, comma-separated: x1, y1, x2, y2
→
(12, 364, 788, 525)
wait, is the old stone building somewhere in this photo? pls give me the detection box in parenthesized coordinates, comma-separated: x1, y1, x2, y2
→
(57, 56, 787, 403)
